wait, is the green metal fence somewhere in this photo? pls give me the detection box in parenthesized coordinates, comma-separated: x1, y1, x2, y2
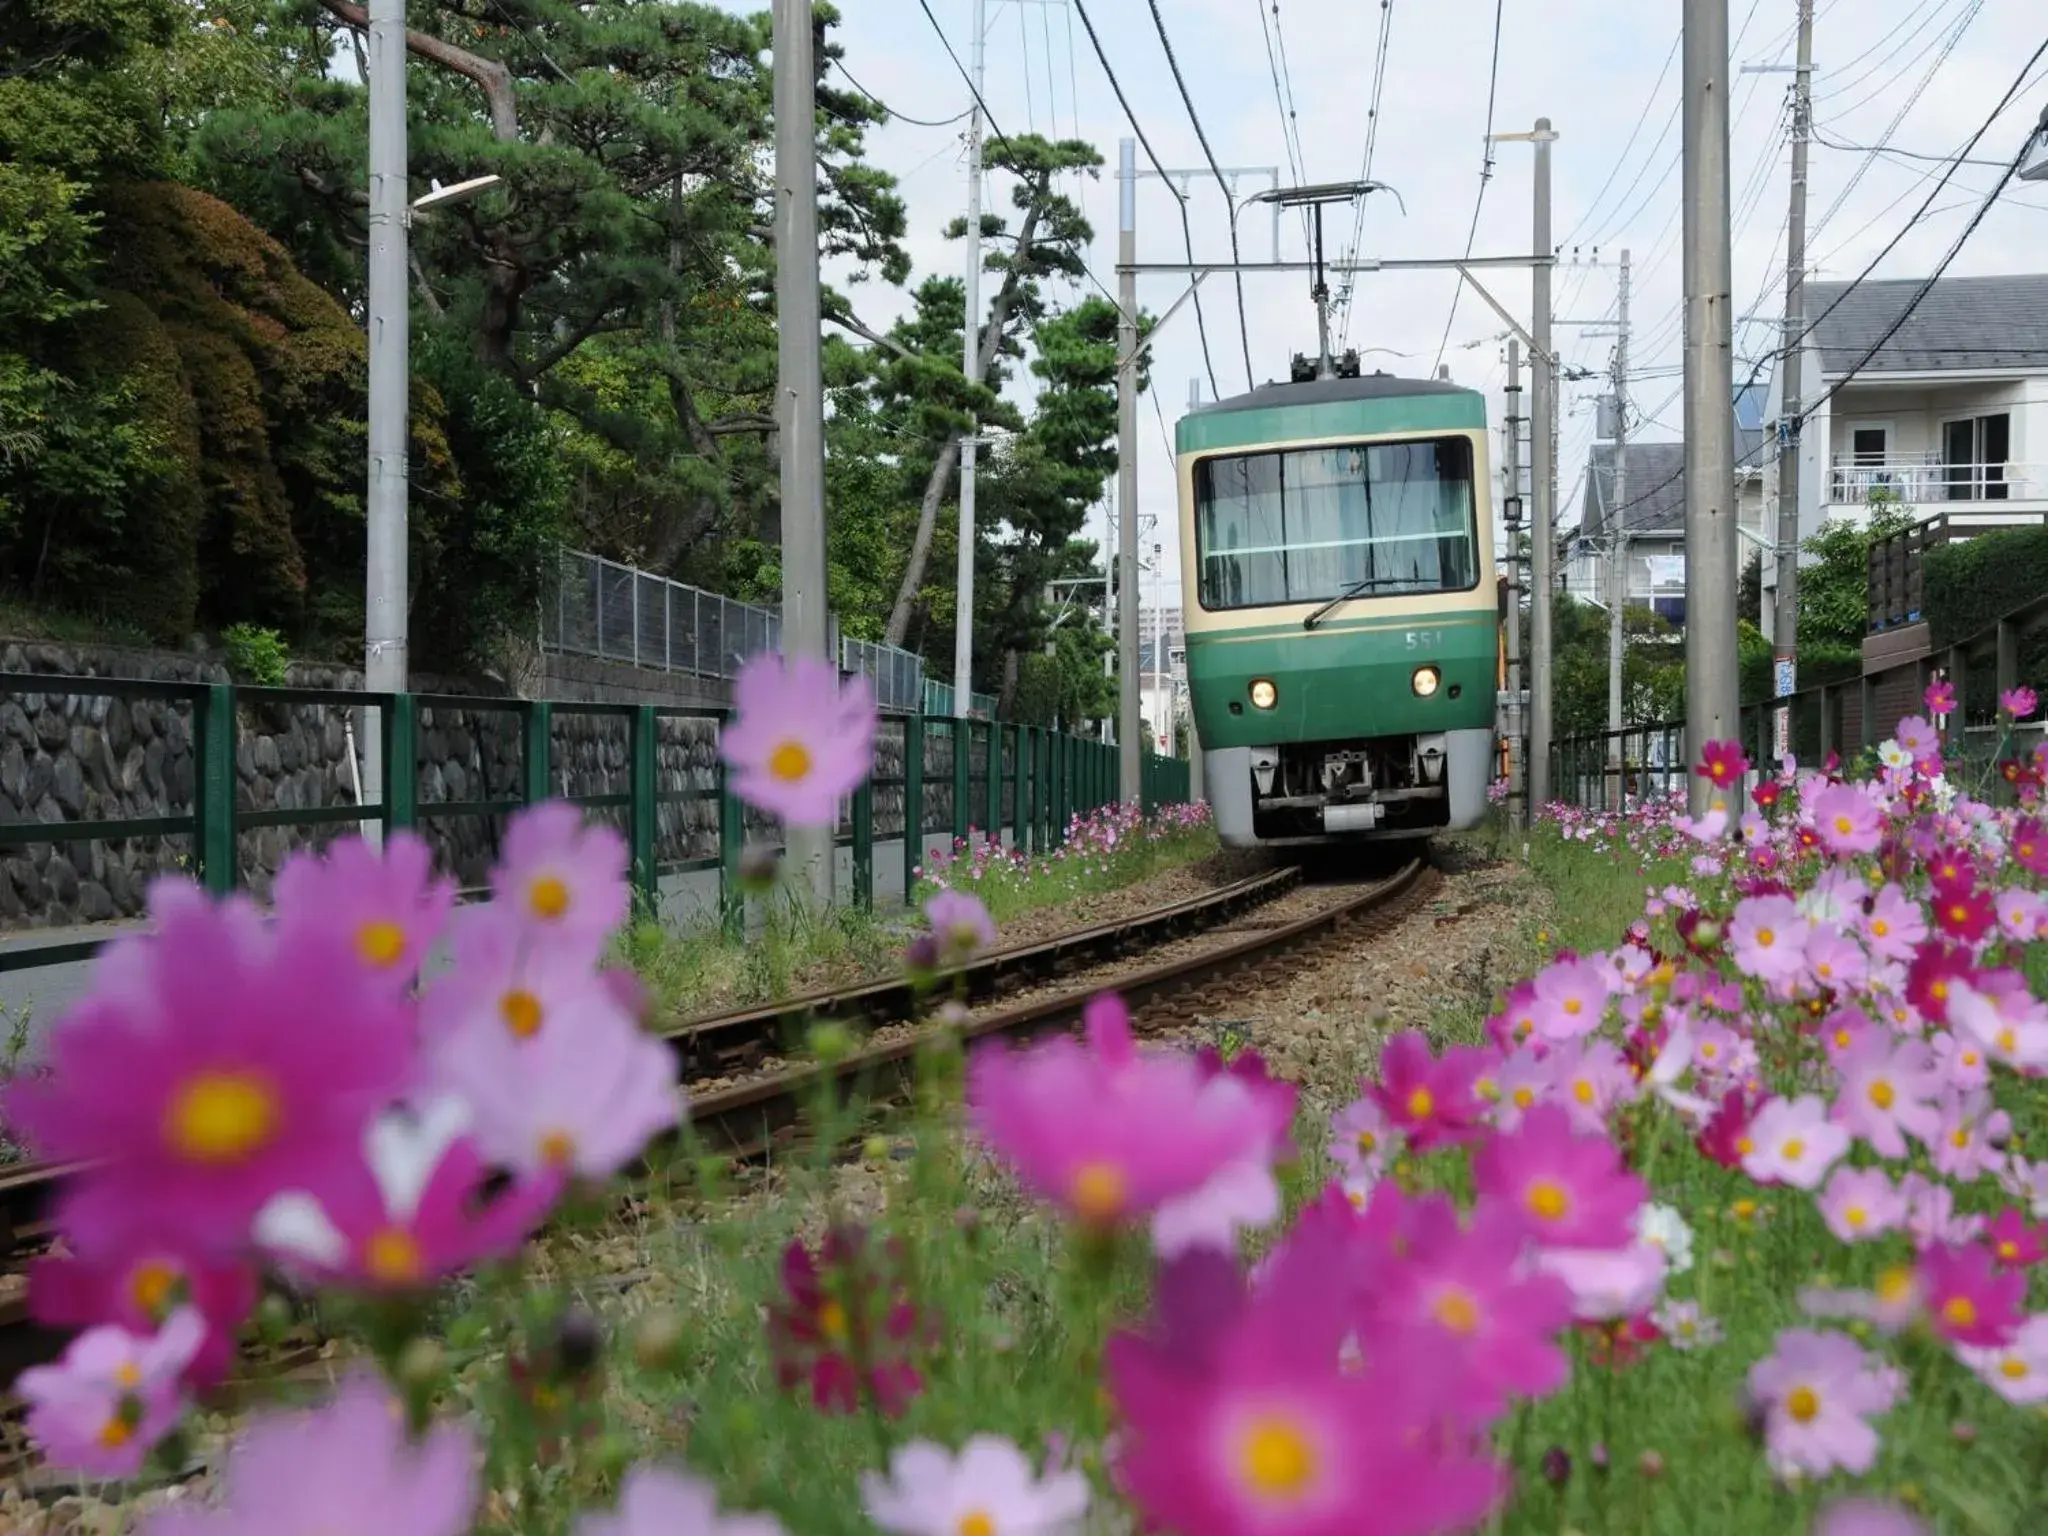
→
(0, 676, 1191, 975)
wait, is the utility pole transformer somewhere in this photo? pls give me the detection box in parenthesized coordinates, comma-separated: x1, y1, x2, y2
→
(772, 0, 833, 903)
(362, 0, 409, 846)
(1771, 0, 1815, 758)
(1527, 120, 1559, 811)
(1117, 139, 1142, 803)
(953, 0, 987, 721)
(1608, 249, 1631, 781)
(1683, 0, 1741, 811)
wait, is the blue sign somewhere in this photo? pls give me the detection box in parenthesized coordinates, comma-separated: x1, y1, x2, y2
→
(1775, 659, 1797, 698)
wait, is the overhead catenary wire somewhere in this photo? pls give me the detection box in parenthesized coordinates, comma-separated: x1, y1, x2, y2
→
(1429, 0, 1507, 379)
(1254, 0, 1313, 249)
(1068, 0, 1221, 400)
(1334, 0, 1395, 348)
(829, 55, 973, 127)
(1143, 0, 1256, 389)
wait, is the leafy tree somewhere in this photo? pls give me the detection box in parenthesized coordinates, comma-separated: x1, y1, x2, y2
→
(1738, 548, 1762, 630)
(1797, 499, 1911, 652)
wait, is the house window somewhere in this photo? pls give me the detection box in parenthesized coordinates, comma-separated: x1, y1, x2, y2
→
(1652, 596, 1686, 627)
(1851, 427, 1889, 464)
(1941, 413, 2011, 501)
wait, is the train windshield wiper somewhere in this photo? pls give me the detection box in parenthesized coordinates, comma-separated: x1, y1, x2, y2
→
(1301, 575, 1411, 631)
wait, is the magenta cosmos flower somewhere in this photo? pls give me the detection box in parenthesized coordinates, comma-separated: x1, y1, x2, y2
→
(274, 830, 454, 992)
(922, 889, 999, 968)
(862, 1436, 1089, 1536)
(719, 652, 877, 827)
(766, 1224, 932, 1418)
(6, 881, 415, 1258)
(252, 1095, 563, 1291)
(27, 1221, 256, 1388)
(1746, 1327, 1901, 1478)
(1696, 739, 1749, 793)
(135, 1369, 477, 1536)
(1472, 1104, 1646, 1251)
(1916, 1241, 2025, 1347)
(966, 994, 1276, 1228)
(18, 1308, 206, 1477)
(1366, 1029, 1489, 1151)
(490, 801, 630, 958)
(1808, 783, 1883, 857)
(577, 1466, 787, 1536)
(1104, 1227, 1507, 1536)
(2001, 686, 2039, 720)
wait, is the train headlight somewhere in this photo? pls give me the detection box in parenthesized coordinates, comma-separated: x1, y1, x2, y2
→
(1411, 665, 1441, 698)
(1249, 678, 1278, 710)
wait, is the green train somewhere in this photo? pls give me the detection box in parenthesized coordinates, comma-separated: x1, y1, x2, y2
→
(1176, 363, 1500, 848)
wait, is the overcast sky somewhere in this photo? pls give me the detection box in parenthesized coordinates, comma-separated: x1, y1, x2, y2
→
(720, 0, 2048, 593)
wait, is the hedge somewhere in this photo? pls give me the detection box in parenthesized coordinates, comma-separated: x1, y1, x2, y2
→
(1922, 524, 2048, 649)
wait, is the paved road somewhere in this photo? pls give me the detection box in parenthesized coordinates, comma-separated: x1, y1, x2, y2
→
(0, 833, 968, 1064)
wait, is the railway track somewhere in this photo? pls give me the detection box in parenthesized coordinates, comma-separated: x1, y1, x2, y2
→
(0, 851, 1437, 1439)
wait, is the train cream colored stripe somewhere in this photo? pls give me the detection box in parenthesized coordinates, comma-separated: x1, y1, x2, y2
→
(1175, 426, 1498, 639)
(1188, 611, 1499, 647)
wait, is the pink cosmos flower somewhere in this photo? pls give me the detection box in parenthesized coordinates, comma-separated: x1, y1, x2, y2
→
(1817, 1166, 1906, 1244)
(1899, 1174, 1984, 1248)
(1949, 978, 2048, 1073)
(1993, 887, 2048, 945)
(1488, 1045, 1554, 1132)
(274, 830, 455, 992)
(421, 901, 631, 1052)
(6, 882, 415, 1258)
(2000, 686, 2039, 720)
(432, 986, 681, 1181)
(1103, 1231, 1508, 1536)
(1917, 1242, 2025, 1347)
(1861, 885, 1926, 963)
(1924, 678, 1957, 717)
(1542, 1038, 1635, 1134)
(1803, 928, 1869, 995)
(135, 1369, 476, 1536)
(1327, 1096, 1398, 1180)
(18, 1308, 206, 1477)
(1152, 1052, 1297, 1257)
(489, 801, 631, 957)
(1746, 1327, 1901, 1478)
(1808, 783, 1882, 857)
(1532, 1240, 1668, 1323)
(578, 1466, 787, 1536)
(1651, 1298, 1722, 1350)
(253, 1096, 563, 1291)
(1741, 1094, 1849, 1191)
(1696, 739, 1749, 792)
(1929, 1088, 2011, 1182)
(1727, 894, 1810, 987)
(1366, 1029, 1489, 1152)
(1985, 1208, 2046, 1269)
(862, 1437, 1089, 1536)
(967, 995, 1275, 1228)
(1829, 1035, 1942, 1159)
(1813, 1498, 1931, 1536)
(1472, 1104, 1646, 1250)
(1955, 1313, 2048, 1405)
(26, 1226, 255, 1389)
(1527, 957, 1610, 1041)
(720, 653, 877, 827)
(1893, 716, 1940, 763)
(922, 890, 998, 968)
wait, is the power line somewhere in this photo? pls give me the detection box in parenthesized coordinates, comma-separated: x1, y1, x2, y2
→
(1143, 0, 1256, 389)
(1254, 0, 1312, 249)
(1335, 0, 1395, 347)
(1068, 0, 1221, 399)
(1558, 33, 1680, 249)
(1812, 126, 2012, 169)
(1429, 0, 1506, 378)
(828, 55, 973, 127)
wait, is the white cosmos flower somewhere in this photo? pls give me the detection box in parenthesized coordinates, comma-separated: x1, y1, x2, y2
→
(1877, 740, 1912, 771)
(1632, 1202, 1695, 1276)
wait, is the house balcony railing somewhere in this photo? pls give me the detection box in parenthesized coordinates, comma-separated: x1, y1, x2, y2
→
(1828, 456, 2048, 505)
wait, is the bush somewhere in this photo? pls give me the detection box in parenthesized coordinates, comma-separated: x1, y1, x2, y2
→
(1922, 523, 2048, 648)
(221, 620, 289, 685)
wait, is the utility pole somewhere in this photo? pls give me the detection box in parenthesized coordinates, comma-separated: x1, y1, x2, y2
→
(773, 0, 832, 903)
(1771, 0, 1814, 762)
(362, 0, 409, 847)
(1607, 248, 1631, 785)
(1683, 0, 1741, 811)
(1503, 339, 1525, 819)
(953, 0, 987, 721)
(1117, 138, 1141, 803)
(1527, 119, 1558, 811)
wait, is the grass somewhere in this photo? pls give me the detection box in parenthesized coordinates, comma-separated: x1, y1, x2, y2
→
(0, 593, 155, 650)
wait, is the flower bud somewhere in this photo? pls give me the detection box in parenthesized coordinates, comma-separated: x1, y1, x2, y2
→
(1951, 1420, 1977, 1447)
(862, 1134, 891, 1162)
(807, 1020, 853, 1065)
(1540, 1447, 1572, 1487)
(556, 1308, 603, 1377)
(1636, 1449, 1665, 1480)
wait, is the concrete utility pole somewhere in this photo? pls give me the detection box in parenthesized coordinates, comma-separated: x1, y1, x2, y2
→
(1503, 339, 1525, 818)
(953, 0, 987, 721)
(773, 0, 833, 903)
(1683, 0, 1741, 811)
(1117, 139, 1142, 802)
(1527, 120, 1558, 810)
(1607, 248, 1631, 778)
(362, 0, 409, 845)
(1771, 0, 1815, 761)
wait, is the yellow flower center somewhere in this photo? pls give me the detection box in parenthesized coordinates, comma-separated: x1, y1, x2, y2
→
(1844, 1205, 1867, 1228)
(1868, 1080, 1895, 1109)
(1757, 927, 1776, 948)
(1735, 1137, 1754, 1156)
(1962, 1050, 1979, 1067)
(817, 1298, 849, 1343)
(1999, 1028, 2018, 1055)
(1356, 1130, 1377, 1154)
(2002, 1357, 2029, 1380)
(1933, 980, 1950, 1003)
(1563, 997, 1583, 1016)
(1785, 1385, 1820, 1423)
(501, 988, 544, 1039)
(165, 1071, 279, 1165)
(1833, 816, 1853, 835)
(1526, 1180, 1569, 1222)
(114, 1361, 141, 1388)
(1511, 1086, 1535, 1109)
(356, 919, 407, 968)
(1703, 1042, 1719, 1058)
(1432, 1286, 1481, 1335)
(1572, 1079, 1595, 1105)
(528, 874, 570, 921)
(1733, 1199, 1758, 1220)
(1070, 1162, 1127, 1223)
(539, 1129, 576, 1168)
(1782, 1137, 1806, 1162)
(768, 740, 813, 782)
(1872, 919, 1889, 937)
(1999, 1240, 2020, 1261)
(1951, 1128, 1970, 1149)
(1877, 1266, 1914, 1304)
(98, 1417, 134, 1449)
(1405, 1086, 1434, 1120)
(1943, 1296, 1978, 1330)
(365, 1227, 424, 1285)
(1236, 1414, 1317, 1500)
(957, 1512, 996, 1536)
(128, 1260, 179, 1320)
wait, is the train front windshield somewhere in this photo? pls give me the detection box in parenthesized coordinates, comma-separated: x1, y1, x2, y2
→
(1193, 436, 1478, 610)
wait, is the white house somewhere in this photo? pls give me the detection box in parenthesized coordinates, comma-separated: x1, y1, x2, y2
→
(1761, 273, 2048, 643)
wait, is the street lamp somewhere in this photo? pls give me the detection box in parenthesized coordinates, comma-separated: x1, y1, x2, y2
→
(2022, 103, 2048, 182)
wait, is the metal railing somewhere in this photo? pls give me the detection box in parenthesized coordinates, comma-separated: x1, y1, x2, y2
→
(838, 636, 926, 715)
(546, 548, 780, 678)
(923, 678, 999, 720)
(0, 674, 1183, 973)
(1830, 459, 2048, 506)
